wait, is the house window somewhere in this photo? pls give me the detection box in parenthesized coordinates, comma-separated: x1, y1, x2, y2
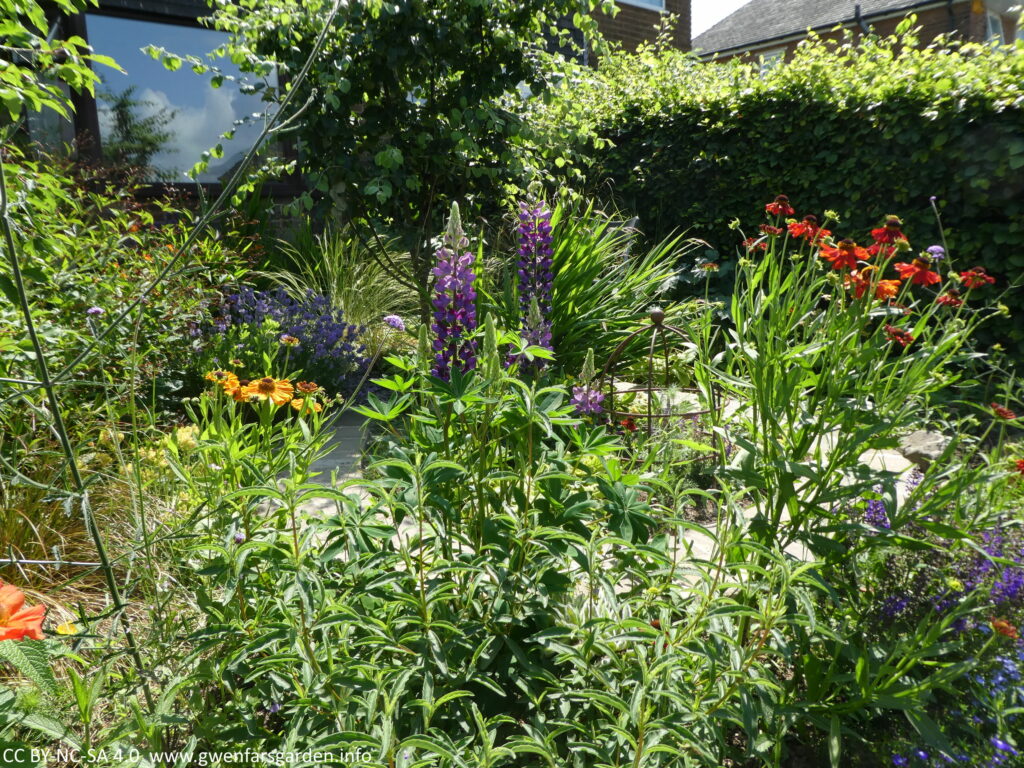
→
(81, 13, 276, 183)
(759, 49, 785, 74)
(986, 12, 1005, 43)
(617, 0, 666, 11)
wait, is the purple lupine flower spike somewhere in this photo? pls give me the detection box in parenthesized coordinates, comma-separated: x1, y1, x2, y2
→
(430, 203, 478, 381)
(509, 200, 554, 368)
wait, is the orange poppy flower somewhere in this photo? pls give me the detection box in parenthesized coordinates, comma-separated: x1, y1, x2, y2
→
(0, 582, 46, 641)
(821, 238, 869, 271)
(894, 259, 941, 286)
(244, 377, 294, 406)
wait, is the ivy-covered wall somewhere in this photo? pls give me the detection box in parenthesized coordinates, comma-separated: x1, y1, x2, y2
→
(535, 29, 1024, 346)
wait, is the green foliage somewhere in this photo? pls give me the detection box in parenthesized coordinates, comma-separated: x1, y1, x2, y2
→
(157, 0, 614, 305)
(533, 29, 1024, 346)
(0, 0, 119, 119)
(0, 641, 56, 697)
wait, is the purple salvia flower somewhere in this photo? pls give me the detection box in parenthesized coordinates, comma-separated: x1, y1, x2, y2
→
(86, 306, 104, 316)
(926, 245, 946, 261)
(430, 203, 478, 380)
(509, 200, 554, 367)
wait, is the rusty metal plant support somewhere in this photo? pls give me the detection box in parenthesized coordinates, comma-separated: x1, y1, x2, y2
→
(599, 308, 720, 438)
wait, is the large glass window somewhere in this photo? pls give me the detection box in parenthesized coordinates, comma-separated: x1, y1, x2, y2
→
(85, 13, 275, 182)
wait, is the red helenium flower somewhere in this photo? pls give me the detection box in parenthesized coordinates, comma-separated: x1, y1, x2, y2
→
(936, 290, 963, 308)
(765, 195, 795, 217)
(788, 215, 831, 245)
(960, 267, 995, 289)
(884, 325, 914, 348)
(992, 403, 1017, 420)
(821, 238, 869, 271)
(870, 215, 905, 245)
(894, 259, 941, 286)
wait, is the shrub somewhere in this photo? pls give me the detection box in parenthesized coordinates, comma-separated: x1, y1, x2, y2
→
(531, 27, 1024, 347)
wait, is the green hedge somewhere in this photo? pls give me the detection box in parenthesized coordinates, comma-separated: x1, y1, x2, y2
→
(533, 27, 1024, 346)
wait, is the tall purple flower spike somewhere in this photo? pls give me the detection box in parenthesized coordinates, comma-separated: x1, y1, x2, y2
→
(510, 200, 554, 367)
(431, 203, 478, 380)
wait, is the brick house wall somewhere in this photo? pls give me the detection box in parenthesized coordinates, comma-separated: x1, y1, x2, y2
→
(596, 0, 691, 51)
(706, 1, 1019, 65)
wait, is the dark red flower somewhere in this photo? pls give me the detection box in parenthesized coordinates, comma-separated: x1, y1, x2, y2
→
(936, 290, 963, 308)
(1015, 458, 1024, 475)
(620, 417, 638, 432)
(992, 403, 1017, 420)
(884, 324, 914, 348)
(821, 238, 869, 271)
(960, 267, 995, 289)
(894, 259, 941, 286)
(743, 237, 767, 252)
(759, 224, 784, 236)
(765, 195, 795, 217)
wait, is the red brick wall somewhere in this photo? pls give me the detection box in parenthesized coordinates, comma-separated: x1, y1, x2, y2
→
(710, 1, 999, 65)
(596, 0, 690, 51)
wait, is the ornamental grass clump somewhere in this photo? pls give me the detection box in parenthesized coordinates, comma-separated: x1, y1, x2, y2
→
(430, 203, 478, 380)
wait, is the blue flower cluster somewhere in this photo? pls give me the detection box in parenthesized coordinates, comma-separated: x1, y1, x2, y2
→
(213, 287, 367, 393)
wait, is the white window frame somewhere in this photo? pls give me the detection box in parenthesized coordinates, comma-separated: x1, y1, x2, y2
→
(758, 48, 785, 75)
(986, 11, 1006, 43)
(617, 0, 667, 11)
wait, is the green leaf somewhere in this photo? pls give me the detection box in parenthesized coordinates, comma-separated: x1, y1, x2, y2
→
(0, 640, 57, 697)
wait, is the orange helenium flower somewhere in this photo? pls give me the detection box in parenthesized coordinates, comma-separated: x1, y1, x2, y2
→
(875, 279, 901, 301)
(894, 259, 941, 286)
(290, 398, 323, 413)
(244, 377, 294, 406)
(991, 618, 1019, 640)
(821, 238, 869, 271)
(205, 370, 240, 395)
(295, 381, 319, 394)
(0, 582, 46, 641)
